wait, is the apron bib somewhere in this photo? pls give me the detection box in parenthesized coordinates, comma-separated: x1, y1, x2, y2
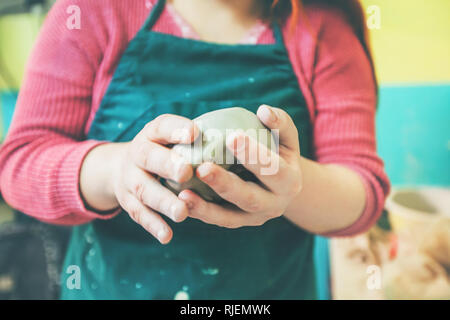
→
(61, 0, 316, 299)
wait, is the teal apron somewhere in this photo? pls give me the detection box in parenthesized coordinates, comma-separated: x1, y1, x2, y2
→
(61, 0, 316, 300)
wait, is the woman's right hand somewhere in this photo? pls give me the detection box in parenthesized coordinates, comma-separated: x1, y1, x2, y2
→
(80, 114, 199, 244)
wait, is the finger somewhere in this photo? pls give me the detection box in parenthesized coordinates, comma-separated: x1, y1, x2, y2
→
(178, 190, 264, 228)
(143, 114, 199, 145)
(196, 162, 276, 213)
(124, 168, 189, 223)
(118, 192, 173, 244)
(256, 105, 300, 153)
(131, 136, 193, 183)
(226, 132, 300, 195)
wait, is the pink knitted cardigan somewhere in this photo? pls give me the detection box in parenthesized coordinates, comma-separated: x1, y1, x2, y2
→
(0, 0, 390, 237)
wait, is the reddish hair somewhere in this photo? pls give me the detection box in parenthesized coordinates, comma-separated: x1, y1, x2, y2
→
(266, 0, 377, 90)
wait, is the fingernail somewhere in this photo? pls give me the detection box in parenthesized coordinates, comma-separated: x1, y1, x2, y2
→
(227, 133, 246, 152)
(174, 158, 190, 182)
(181, 125, 193, 143)
(158, 228, 168, 241)
(172, 129, 187, 142)
(171, 202, 187, 222)
(260, 105, 277, 122)
(197, 164, 214, 182)
(173, 124, 195, 143)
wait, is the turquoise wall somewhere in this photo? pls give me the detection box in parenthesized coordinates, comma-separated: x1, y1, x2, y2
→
(377, 85, 450, 186)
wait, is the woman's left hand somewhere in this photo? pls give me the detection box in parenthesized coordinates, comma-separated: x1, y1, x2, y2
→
(178, 105, 304, 228)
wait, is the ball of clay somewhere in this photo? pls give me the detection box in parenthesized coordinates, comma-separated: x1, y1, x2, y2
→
(163, 107, 276, 202)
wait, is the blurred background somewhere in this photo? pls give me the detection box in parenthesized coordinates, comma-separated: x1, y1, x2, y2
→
(0, 0, 449, 299)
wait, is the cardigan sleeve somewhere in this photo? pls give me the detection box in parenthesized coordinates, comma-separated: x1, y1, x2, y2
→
(0, 0, 119, 224)
(300, 5, 390, 236)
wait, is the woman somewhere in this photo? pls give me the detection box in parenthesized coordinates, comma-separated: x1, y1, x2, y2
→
(0, 0, 390, 299)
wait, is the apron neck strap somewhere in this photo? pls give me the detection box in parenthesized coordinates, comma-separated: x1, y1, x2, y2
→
(271, 22, 285, 46)
(142, 0, 167, 31)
